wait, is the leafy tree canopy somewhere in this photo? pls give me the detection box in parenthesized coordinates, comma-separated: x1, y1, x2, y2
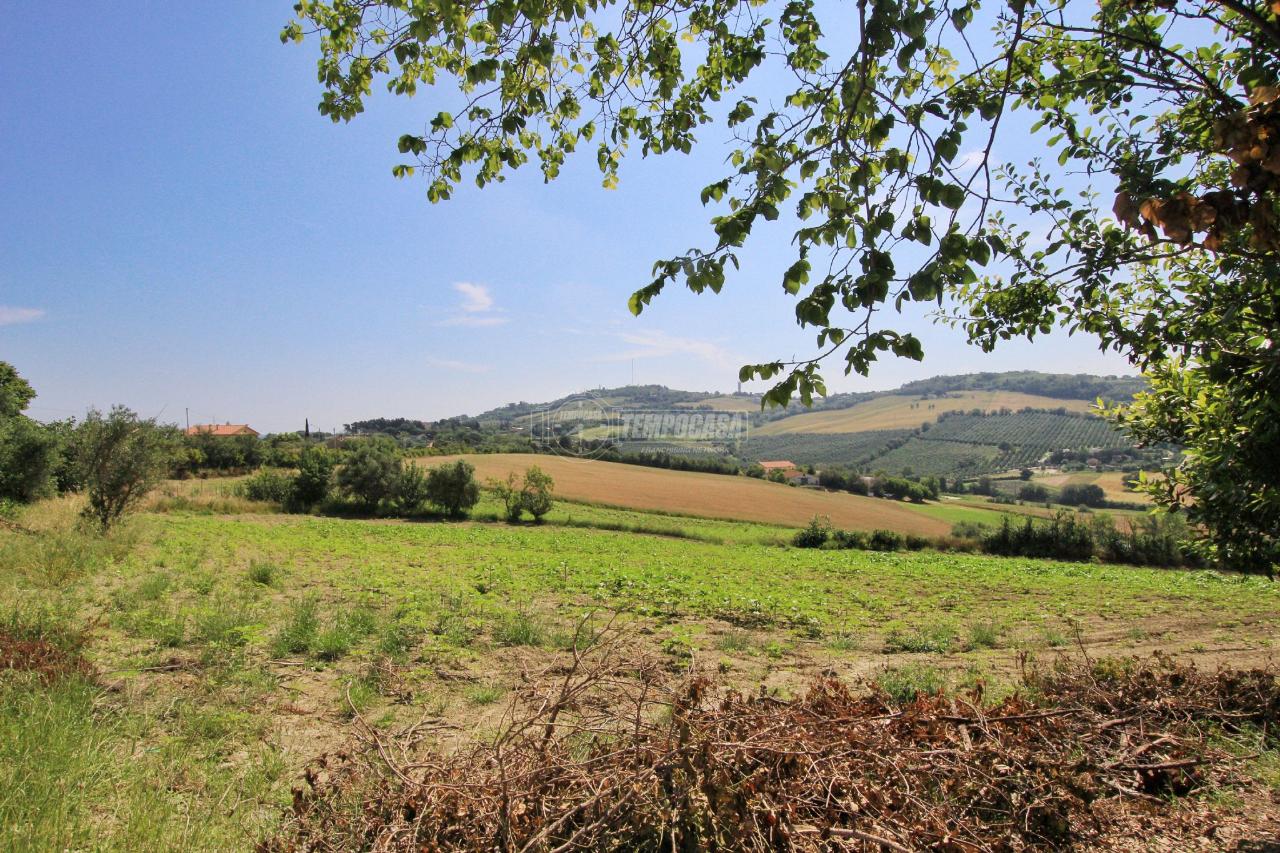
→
(287, 0, 1279, 570)
(0, 362, 36, 419)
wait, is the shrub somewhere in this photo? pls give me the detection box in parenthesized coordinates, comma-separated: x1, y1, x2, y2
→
(903, 534, 930, 551)
(77, 407, 179, 530)
(0, 416, 60, 503)
(518, 466, 554, 521)
(792, 517, 831, 548)
(288, 445, 334, 511)
(981, 512, 1095, 561)
(425, 460, 481, 518)
(337, 438, 402, 509)
(1059, 483, 1107, 508)
(241, 470, 294, 503)
(868, 529, 903, 551)
(1018, 483, 1050, 502)
(830, 529, 868, 550)
(392, 464, 431, 513)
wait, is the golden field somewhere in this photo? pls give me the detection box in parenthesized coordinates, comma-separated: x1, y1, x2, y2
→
(417, 453, 950, 536)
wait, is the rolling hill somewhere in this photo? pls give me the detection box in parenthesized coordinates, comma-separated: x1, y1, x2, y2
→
(355, 371, 1155, 481)
(753, 391, 1097, 436)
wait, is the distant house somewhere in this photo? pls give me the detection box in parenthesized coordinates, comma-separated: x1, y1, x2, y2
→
(787, 472, 820, 487)
(185, 423, 259, 437)
(758, 460, 796, 472)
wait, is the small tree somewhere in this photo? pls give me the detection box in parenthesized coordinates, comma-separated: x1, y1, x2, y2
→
(425, 459, 480, 518)
(518, 466, 554, 522)
(77, 407, 178, 530)
(288, 444, 334, 511)
(1060, 484, 1107, 509)
(392, 464, 431, 514)
(337, 438, 402, 509)
(488, 471, 522, 521)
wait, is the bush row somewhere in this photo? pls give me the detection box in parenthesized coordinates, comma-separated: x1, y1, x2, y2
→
(793, 511, 1199, 569)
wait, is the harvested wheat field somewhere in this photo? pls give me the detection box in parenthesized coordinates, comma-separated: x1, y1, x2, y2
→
(418, 453, 949, 535)
(756, 391, 1096, 435)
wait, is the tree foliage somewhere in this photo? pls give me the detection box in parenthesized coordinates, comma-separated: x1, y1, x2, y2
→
(337, 437, 403, 508)
(77, 407, 179, 530)
(0, 362, 36, 419)
(288, 0, 1280, 570)
(425, 459, 482, 517)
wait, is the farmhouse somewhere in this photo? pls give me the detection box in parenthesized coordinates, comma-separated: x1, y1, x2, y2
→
(185, 423, 259, 437)
(758, 460, 796, 472)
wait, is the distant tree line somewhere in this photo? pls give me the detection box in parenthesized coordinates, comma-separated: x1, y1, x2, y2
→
(895, 372, 1146, 403)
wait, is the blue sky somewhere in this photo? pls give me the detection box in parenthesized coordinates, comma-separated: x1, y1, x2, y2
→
(0, 3, 1134, 433)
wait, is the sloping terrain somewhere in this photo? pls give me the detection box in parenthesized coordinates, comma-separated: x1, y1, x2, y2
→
(755, 391, 1097, 435)
(417, 454, 950, 535)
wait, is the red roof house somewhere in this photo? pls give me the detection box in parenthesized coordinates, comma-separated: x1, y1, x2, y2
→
(184, 423, 259, 437)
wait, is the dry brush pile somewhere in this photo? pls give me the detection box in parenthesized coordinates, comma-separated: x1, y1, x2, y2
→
(264, 633, 1279, 852)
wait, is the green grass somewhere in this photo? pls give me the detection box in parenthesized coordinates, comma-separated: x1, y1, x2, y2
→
(4, 494, 1279, 851)
(138, 514, 1280, 644)
(0, 674, 284, 850)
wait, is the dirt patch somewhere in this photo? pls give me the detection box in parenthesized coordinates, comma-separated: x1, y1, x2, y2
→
(0, 629, 94, 683)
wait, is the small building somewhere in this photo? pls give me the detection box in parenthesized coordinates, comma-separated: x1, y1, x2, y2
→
(759, 460, 796, 472)
(185, 423, 259, 437)
(786, 471, 820, 487)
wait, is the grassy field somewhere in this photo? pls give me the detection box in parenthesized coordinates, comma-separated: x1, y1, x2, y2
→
(675, 395, 762, 412)
(417, 454, 952, 536)
(1033, 469, 1154, 504)
(4, 491, 1279, 849)
(755, 391, 1097, 435)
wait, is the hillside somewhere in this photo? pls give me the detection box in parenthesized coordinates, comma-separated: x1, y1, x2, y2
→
(416, 454, 950, 536)
(351, 371, 1155, 481)
(753, 391, 1097, 436)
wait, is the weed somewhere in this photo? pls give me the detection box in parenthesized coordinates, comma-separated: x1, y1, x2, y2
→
(715, 630, 754, 653)
(1041, 627, 1068, 648)
(492, 611, 545, 647)
(271, 597, 319, 657)
(884, 622, 958, 654)
(247, 560, 280, 587)
(828, 632, 859, 652)
(377, 620, 423, 659)
(876, 664, 946, 703)
(466, 684, 505, 706)
(967, 621, 1001, 650)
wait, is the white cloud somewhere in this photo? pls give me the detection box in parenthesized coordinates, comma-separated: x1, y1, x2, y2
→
(598, 330, 735, 369)
(453, 281, 495, 313)
(0, 306, 45, 326)
(436, 282, 508, 327)
(437, 314, 509, 328)
(426, 357, 491, 374)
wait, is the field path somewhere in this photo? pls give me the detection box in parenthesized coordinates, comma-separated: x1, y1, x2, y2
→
(418, 454, 950, 536)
